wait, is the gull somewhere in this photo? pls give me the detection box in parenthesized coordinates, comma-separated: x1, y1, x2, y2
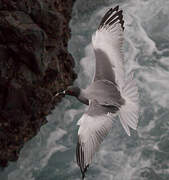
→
(57, 5, 139, 179)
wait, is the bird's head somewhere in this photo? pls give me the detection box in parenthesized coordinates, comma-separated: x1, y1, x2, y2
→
(55, 86, 80, 97)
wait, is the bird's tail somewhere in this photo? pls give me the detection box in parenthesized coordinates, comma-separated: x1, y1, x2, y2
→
(119, 73, 139, 136)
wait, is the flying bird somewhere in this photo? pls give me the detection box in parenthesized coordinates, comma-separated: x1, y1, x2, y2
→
(57, 5, 139, 179)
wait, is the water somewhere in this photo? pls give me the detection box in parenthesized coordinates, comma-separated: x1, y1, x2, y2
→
(1, 0, 169, 179)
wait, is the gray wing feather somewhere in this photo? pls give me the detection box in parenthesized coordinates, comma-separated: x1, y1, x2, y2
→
(94, 49, 116, 84)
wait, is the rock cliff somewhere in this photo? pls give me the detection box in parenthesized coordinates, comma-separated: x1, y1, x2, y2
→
(0, 0, 76, 167)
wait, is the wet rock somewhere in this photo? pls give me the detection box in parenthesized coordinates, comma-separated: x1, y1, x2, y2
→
(0, 0, 76, 167)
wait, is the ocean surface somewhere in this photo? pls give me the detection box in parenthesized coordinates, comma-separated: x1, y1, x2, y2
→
(1, 0, 169, 179)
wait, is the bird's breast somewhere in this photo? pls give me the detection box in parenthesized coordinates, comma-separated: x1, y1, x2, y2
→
(84, 80, 125, 107)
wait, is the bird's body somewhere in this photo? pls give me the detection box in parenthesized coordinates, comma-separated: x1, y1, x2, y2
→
(60, 5, 139, 179)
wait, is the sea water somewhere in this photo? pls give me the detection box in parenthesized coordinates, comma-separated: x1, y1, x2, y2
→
(1, 0, 169, 179)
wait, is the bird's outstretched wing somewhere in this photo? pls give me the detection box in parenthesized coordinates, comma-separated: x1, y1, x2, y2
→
(76, 100, 117, 179)
(92, 5, 125, 89)
(92, 6, 139, 136)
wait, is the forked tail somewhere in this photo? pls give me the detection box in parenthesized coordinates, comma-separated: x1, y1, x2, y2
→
(119, 73, 139, 136)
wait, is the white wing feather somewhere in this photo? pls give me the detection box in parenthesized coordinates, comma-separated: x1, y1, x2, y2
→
(77, 112, 113, 169)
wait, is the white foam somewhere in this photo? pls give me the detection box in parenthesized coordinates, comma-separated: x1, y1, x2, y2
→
(47, 128, 67, 145)
(77, 43, 95, 87)
(41, 145, 68, 168)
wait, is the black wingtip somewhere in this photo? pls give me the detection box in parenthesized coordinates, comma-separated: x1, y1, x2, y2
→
(98, 5, 125, 31)
(82, 172, 85, 180)
(82, 164, 89, 180)
(76, 139, 90, 179)
(114, 5, 119, 11)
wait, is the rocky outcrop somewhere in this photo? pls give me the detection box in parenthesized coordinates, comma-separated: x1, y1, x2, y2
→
(0, 0, 76, 167)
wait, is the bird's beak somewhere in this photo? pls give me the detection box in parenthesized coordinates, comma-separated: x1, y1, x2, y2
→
(62, 90, 66, 95)
(55, 90, 66, 97)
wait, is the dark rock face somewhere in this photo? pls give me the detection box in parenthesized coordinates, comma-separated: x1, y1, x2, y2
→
(0, 0, 76, 167)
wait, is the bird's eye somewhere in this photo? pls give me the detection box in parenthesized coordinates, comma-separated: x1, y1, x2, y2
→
(67, 90, 72, 95)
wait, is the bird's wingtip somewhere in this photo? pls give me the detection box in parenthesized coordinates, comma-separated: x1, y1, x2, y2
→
(81, 164, 89, 180)
(98, 5, 125, 31)
(76, 138, 90, 179)
(114, 5, 119, 11)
